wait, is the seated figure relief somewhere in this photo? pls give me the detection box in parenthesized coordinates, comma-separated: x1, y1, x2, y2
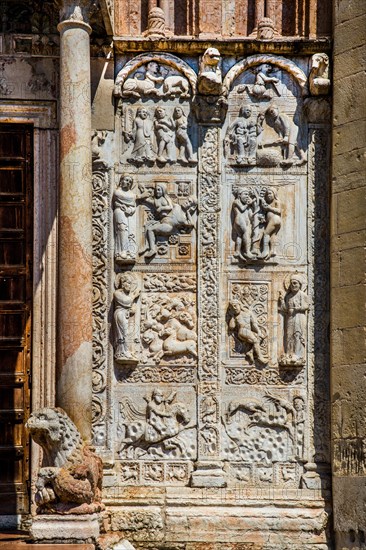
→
(232, 186, 282, 263)
(138, 182, 197, 260)
(237, 63, 281, 101)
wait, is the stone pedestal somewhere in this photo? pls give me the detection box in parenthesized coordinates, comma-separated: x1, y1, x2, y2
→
(30, 514, 100, 544)
(56, 12, 93, 442)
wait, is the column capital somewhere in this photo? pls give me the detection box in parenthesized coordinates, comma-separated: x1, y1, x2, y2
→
(56, 0, 94, 31)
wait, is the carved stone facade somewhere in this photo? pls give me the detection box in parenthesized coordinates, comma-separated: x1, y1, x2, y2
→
(90, 44, 332, 547)
(4, 0, 365, 548)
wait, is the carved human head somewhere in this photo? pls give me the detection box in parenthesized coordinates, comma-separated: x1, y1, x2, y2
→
(152, 389, 164, 403)
(137, 107, 148, 119)
(266, 105, 279, 119)
(289, 274, 302, 292)
(147, 61, 160, 74)
(155, 182, 167, 197)
(117, 272, 134, 292)
(229, 300, 241, 315)
(265, 188, 276, 202)
(155, 106, 166, 119)
(311, 53, 329, 72)
(173, 106, 184, 119)
(239, 104, 252, 118)
(120, 175, 133, 190)
(293, 396, 305, 411)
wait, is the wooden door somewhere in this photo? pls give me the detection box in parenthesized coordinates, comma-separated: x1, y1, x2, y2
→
(0, 124, 32, 515)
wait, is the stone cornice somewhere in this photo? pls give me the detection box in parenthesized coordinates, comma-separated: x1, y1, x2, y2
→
(113, 37, 332, 56)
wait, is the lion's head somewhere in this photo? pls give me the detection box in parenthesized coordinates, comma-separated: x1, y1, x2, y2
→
(26, 407, 83, 466)
(202, 48, 221, 71)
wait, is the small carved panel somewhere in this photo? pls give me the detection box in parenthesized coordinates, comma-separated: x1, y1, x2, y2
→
(115, 387, 197, 461)
(227, 281, 269, 366)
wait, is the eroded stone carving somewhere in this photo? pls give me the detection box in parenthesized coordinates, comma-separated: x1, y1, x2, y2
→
(228, 300, 268, 366)
(138, 182, 197, 259)
(278, 274, 309, 367)
(113, 175, 138, 264)
(26, 408, 103, 514)
(257, 105, 306, 166)
(309, 54, 330, 96)
(237, 64, 281, 100)
(121, 61, 190, 100)
(226, 105, 259, 165)
(123, 106, 196, 166)
(232, 186, 281, 262)
(228, 282, 269, 365)
(125, 107, 155, 164)
(113, 273, 140, 364)
(222, 393, 305, 463)
(198, 47, 223, 95)
(140, 291, 197, 364)
(118, 390, 196, 459)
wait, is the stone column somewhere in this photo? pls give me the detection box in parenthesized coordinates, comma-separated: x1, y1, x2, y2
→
(56, 3, 93, 442)
(331, 0, 366, 547)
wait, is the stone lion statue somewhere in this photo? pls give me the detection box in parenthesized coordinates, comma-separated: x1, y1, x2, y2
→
(198, 47, 223, 95)
(309, 53, 330, 96)
(26, 407, 104, 514)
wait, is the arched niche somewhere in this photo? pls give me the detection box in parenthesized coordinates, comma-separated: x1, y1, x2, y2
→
(114, 52, 197, 99)
(223, 54, 308, 96)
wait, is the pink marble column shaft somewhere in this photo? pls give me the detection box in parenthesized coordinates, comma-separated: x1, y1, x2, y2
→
(56, 16, 93, 442)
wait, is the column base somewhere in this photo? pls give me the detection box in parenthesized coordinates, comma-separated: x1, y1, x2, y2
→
(30, 513, 100, 544)
(190, 461, 227, 488)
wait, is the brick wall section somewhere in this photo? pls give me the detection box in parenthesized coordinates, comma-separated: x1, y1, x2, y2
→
(331, 0, 366, 548)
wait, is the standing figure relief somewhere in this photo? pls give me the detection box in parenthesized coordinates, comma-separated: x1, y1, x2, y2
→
(232, 186, 282, 263)
(278, 274, 309, 367)
(113, 175, 138, 263)
(124, 106, 196, 166)
(113, 272, 140, 365)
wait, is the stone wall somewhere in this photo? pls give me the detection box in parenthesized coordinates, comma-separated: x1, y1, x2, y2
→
(331, 0, 366, 548)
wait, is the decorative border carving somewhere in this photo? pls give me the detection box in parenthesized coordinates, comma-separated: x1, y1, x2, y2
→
(92, 168, 110, 447)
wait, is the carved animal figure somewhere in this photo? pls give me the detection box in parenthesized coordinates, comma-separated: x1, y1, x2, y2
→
(118, 392, 193, 458)
(26, 408, 103, 514)
(161, 68, 190, 98)
(309, 53, 330, 96)
(198, 47, 222, 95)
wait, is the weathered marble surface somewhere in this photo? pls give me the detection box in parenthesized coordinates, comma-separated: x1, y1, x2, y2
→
(90, 49, 332, 547)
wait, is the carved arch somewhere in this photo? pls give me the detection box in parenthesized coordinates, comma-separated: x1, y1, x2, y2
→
(223, 55, 308, 96)
(114, 52, 197, 97)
